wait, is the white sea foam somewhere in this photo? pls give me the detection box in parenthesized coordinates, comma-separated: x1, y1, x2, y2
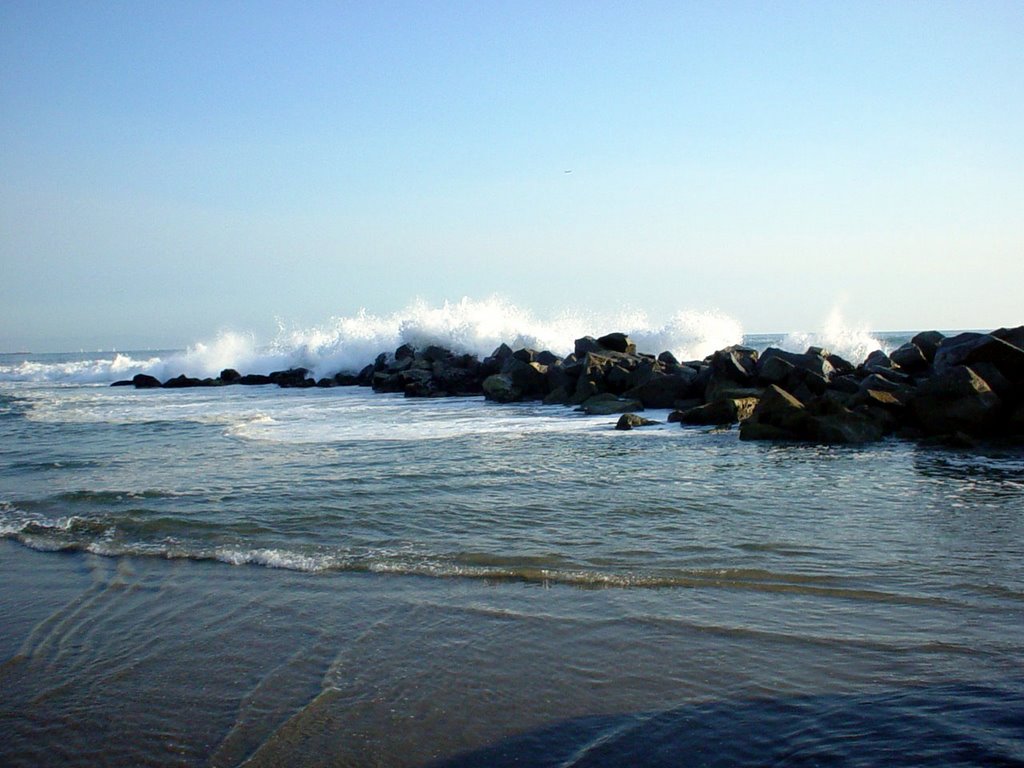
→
(777, 308, 888, 363)
(214, 547, 334, 572)
(1, 296, 745, 383)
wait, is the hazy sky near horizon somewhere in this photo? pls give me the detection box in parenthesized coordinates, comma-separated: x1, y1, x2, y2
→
(2, 1, 1022, 351)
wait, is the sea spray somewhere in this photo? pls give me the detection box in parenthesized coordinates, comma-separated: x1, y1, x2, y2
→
(0, 297, 745, 383)
(778, 308, 888, 363)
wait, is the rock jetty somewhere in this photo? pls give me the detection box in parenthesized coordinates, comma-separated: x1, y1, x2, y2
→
(112, 326, 1024, 446)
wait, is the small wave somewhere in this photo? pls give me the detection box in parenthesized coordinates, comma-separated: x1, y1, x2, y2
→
(213, 547, 336, 572)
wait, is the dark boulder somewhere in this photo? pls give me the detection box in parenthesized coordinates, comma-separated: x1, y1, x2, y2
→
(804, 398, 886, 444)
(962, 336, 1024, 382)
(574, 336, 603, 357)
(992, 325, 1024, 351)
(911, 331, 945, 362)
(333, 373, 360, 386)
(394, 343, 416, 361)
(484, 343, 515, 372)
(237, 374, 273, 385)
(740, 385, 884, 443)
(603, 364, 634, 395)
(512, 348, 539, 364)
(711, 346, 759, 382)
(543, 386, 572, 405)
(757, 355, 796, 385)
(578, 394, 644, 415)
(219, 368, 242, 384)
(163, 374, 207, 388)
(758, 348, 834, 380)
(910, 366, 1002, 436)
(673, 397, 758, 426)
(932, 332, 988, 373)
(269, 368, 315, 388)
(825, 353, 856, 377)
(705, 346, 759, 402)
(482, 374, 521, 403)
(131, 374, 162, 389)
(597, 332, 636, 355)
(503, 358, 549, 398)
(739, 386, 811, 441)
(889, 343, 930, 374)
(624, 371, 700, 409)
(110, 380, 133, 387)
(355, 365, 376, 386)
(615, 413, 660, 430)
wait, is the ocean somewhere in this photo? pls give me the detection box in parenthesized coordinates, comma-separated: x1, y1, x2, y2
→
(1, 309, 1022, 766)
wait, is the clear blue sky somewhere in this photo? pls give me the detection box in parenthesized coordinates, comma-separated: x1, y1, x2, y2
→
(2, 1, 1021, 351)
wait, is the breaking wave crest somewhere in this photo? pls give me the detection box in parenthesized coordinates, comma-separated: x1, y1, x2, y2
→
(776, 308, 890, 363)
(1, 297, 744, 384)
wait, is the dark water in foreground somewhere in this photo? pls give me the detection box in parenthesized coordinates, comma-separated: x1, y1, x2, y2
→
(1, 375, 1023, 766)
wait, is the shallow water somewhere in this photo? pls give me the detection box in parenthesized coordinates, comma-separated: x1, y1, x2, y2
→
(1, 374, 1023, 766)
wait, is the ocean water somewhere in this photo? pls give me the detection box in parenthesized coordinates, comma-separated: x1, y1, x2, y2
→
(1, 308, 1022, 766)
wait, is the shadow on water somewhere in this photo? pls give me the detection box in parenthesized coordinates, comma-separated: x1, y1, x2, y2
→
(427, 682, 1024, 768)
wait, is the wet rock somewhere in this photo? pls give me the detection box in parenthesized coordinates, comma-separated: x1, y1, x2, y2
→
(911, 331, 945, 362)
(757, 355, 796, 385)
(237, 374, 273, 386)
(740, 385, 883, 443)
(333, 373, 361, 386)
(962, 336, 1024, 381)
(482, 374, 521, 403)
(992, 325, 1024, 351)
(597, 332, 636, 355)
(131, 374, 162, 389)
(219, 368, 242, 384)
(624, 371, 700, 409)
(163, 374, 207, 388)
(890, 343, 930, 374)
(503, 358, 549, 398)
(673, 397, 758, 426)
(758, 348, 834, 381)
(804, 398, 886, 444)
(825, 353, 856, 377)
(269, 368, 315, 388)
(932, 332, 989, 373)
(615, 413, 660, 430)
(543, 386, 572, 405)
(578, 394, 644, 415)
(574, 336, 604, 357)
(705, 346, 759, 402)
(739, 386, 811, 440)
(910, 366, 1002, 436)
(512, 348, 539, 364)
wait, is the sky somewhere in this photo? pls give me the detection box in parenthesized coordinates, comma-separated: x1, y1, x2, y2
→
(1, 1, 1022, 351)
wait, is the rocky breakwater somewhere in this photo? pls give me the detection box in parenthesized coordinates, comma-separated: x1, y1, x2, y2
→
(111, 326, 1024, 446)
(719, 327, 1024, 445)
